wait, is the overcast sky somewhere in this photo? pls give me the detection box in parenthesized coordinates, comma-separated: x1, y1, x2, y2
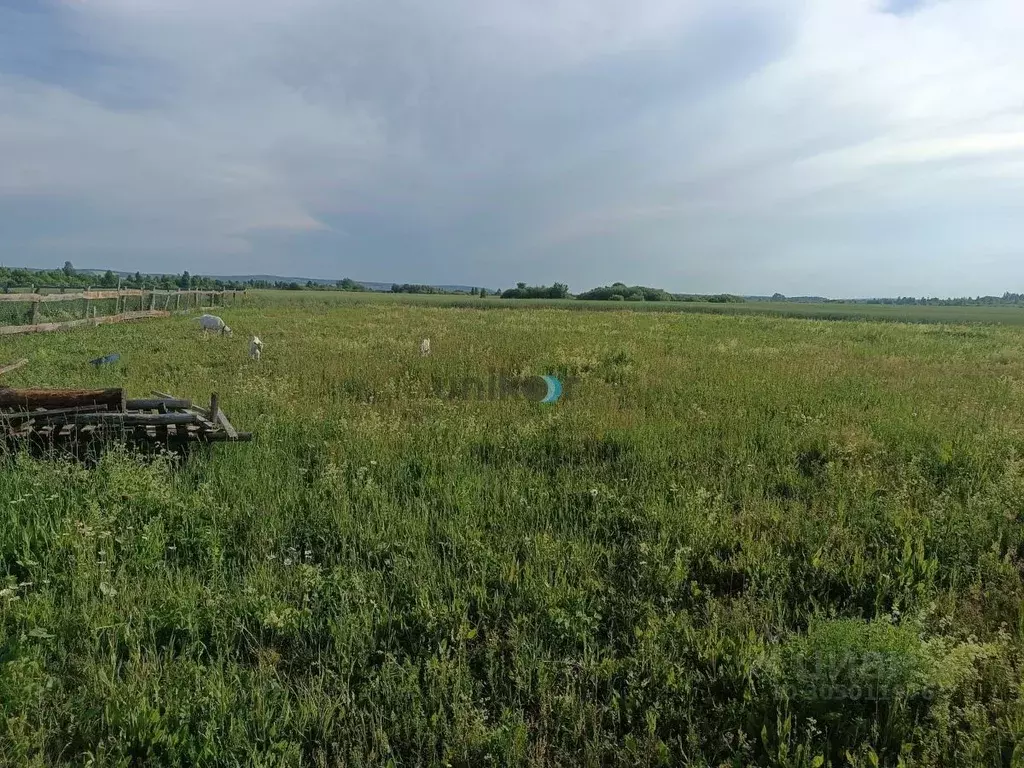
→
(2, 0, 1023, 296)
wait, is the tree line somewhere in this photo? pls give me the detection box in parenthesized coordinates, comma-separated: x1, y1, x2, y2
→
(0, 263, 247, 292)
(7, 265, 1021, 306)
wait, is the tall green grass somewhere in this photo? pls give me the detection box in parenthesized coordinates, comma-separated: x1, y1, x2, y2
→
(244, 289, 1024, 327)
(1, 301, 1023, 766)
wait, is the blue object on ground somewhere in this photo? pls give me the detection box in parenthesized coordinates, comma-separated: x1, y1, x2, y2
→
(89, 353, 120, 367)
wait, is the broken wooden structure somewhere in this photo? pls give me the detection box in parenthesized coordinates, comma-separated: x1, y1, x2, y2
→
(0, 387, 252, 461)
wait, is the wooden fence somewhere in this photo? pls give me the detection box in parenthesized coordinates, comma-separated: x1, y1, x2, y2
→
(0, 288, 245, 336)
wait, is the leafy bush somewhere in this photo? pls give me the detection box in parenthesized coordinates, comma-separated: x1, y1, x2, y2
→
(501, 282, 570, 299)
(578, 283, 673, 301)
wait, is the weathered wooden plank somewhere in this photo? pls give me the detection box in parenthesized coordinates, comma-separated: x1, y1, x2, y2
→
(215, 408, 238, 440)
(0, 388, 124, 410)
(125, 398, 192, 411)
(0, 404, 110, 423)
(0, 359, 28, 377)
(63, 413, 200, 426)
(0, 310, 170, 336)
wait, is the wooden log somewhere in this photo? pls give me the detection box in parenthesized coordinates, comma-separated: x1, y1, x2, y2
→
(59, 413, 200, 426)
(0, 388, 124, 411)
(0, 404, 110, 423)
(125, 398, 192, 411)
(0, 359, 28, 377)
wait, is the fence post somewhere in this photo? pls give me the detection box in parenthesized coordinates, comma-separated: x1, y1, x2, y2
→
(31, 299, 39, 326)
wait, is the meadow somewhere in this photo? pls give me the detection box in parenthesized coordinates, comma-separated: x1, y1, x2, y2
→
(2, 291, 1024, 766)
(281, 290, 1024, 327)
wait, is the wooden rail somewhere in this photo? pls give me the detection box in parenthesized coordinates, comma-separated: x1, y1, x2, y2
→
(0, 310, 170, 336)
(0, 289, 244, 303)
(0, 288, 245, 336)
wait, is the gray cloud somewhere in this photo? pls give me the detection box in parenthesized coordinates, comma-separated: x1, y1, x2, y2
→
(1, 0, 1024, 296)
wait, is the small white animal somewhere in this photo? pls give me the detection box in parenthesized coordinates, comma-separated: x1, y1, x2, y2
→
(198, 314, 232, 337)
(249, 335, 263, 360)
(420, 338, 431, 356)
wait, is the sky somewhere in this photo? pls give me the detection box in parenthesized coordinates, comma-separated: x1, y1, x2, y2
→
(1, 0, 1024, 297)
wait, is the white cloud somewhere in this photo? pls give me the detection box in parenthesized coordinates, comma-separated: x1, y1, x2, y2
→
(2, 0, 1024, 293)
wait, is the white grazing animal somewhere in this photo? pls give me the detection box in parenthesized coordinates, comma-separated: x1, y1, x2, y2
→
(198, 314, 232, 337)
(420, 338, 431, 356)
(249, 335, 263, 360)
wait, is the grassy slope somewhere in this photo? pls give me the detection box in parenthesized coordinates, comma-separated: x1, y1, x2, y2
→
(1, 293, 1023, 766)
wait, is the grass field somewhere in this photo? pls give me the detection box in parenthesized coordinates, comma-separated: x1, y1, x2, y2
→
(2, 292, 1024, 766)
(270, 290, 1024, 327)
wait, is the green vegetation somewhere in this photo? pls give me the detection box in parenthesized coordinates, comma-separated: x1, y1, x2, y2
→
(500, 282, 570, 299)
(0, 265, 247, 292)
(577, 283, 675, 302)
(2, 290, 1024, 765)
(390, 284, 456, 295)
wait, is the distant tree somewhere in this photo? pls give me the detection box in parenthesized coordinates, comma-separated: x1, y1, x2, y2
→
(62, 261, 76, 278)
(337, 278, 366, 292)
(577, 283, 673, 301)
(772, 292, 786, 301)
(501, 282, 571, 299)
(178, 271, 191, 289)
